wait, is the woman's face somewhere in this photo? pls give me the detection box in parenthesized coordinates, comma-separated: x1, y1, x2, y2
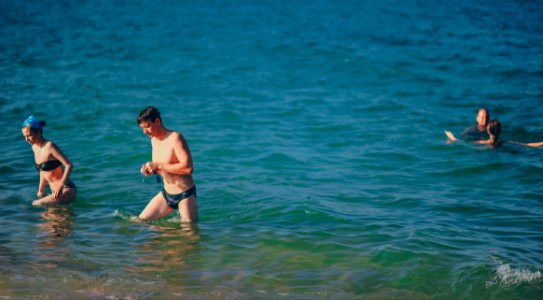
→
(22, 126, 40, 145)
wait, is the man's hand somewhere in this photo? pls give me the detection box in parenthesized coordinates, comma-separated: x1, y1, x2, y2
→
(141, 162, 157, 176)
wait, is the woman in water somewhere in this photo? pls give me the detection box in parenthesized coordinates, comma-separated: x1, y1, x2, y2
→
(21, 115, 77, 205)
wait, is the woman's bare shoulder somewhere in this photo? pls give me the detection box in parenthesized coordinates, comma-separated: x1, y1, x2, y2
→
(44, 140, 57, 150)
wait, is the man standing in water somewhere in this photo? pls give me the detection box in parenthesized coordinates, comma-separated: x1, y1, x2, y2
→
(137, 106, 198, 222)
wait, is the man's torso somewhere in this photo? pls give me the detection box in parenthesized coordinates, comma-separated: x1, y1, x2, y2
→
(152, 131, 194, 194)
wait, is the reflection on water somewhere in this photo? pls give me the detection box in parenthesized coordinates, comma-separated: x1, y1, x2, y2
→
(132, 223, 201, 275)
(31, 206, 75, 270)
(38, 206, 74, 238)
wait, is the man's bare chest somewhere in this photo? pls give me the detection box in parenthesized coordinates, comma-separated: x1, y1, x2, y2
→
(152, 141, 177, 163)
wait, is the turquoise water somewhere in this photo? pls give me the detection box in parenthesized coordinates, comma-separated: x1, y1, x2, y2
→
(1, 0, 543, 298)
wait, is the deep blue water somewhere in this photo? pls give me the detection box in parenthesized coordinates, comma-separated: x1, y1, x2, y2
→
(1, 0, 542, 298)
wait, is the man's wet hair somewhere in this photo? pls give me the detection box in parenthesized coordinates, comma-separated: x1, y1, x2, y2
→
(137, 106, 161, 124)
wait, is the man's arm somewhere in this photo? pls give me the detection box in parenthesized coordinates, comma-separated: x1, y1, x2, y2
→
(153, 133, 193, 175)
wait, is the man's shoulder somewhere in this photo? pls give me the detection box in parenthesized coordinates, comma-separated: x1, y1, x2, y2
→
(169, 130, 182, 139)
(461, 125, 478, 134)
(461, 125, 488, 141)
(167, 131, 185, 143)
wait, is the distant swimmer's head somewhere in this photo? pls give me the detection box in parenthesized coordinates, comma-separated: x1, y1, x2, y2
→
(137, 106, 162, 138)
(476, 108, 490, 128)
(21, 115, 46, 144)
(487, 119, 501, 141)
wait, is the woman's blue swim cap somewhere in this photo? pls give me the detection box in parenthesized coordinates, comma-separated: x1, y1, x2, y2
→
(22, 115, 42, 130)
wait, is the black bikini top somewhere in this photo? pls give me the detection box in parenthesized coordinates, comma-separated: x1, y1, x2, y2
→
(36, 159, 62, 172)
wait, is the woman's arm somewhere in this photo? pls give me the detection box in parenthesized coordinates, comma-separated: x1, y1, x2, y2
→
(48, 141, 73, 186)
(37, 172, 46, 197)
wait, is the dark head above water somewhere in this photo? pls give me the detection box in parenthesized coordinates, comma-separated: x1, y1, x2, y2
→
(137, 106, 168, 139)
(137, 106, 161, 124)
(487, 119, 501, 141)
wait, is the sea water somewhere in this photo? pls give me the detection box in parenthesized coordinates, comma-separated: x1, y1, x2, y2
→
(0, 0, 542, 298)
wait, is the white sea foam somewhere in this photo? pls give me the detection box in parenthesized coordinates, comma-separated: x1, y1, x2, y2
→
(112, 209, 139, 222)
(486, 261, 542, 288)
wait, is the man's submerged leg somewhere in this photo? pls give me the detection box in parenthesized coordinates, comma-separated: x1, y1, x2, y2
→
(179, 195, 198, 223)
(139, 191, 173, 220)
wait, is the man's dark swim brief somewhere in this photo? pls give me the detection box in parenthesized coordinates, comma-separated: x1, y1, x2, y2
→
(162, 185, 196, 209)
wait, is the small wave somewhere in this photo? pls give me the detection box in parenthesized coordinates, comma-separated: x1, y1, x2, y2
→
(304, 209, 318, 216)
(486, 261, 542, 288)
(112, 209, 184, 226)
(112, 209, 139, 222)
(0, 165, 17, 174)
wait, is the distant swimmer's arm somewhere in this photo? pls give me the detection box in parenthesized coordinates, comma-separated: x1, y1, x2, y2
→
(508, 141, 543, 148)
(444, 130, 458, 141)
(526, 141, 543, 148)
(508, 140, 526, 146)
